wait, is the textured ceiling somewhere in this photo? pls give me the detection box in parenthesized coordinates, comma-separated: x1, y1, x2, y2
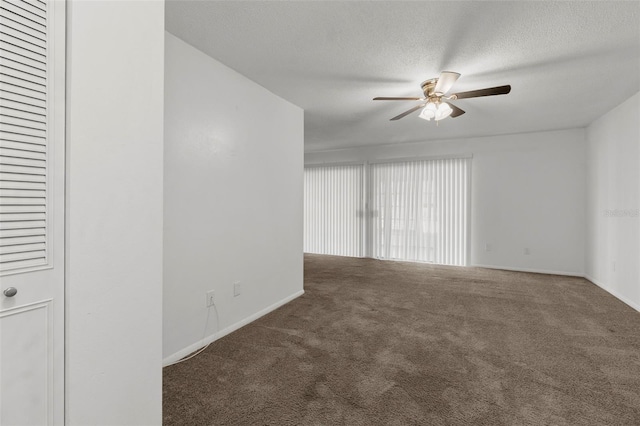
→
(166, 1, 640, 152)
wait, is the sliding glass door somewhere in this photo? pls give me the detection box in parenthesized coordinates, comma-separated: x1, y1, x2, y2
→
(370, 158, 470, 266)
(304, 157, 470, 266)
(303, 164, 365, 256)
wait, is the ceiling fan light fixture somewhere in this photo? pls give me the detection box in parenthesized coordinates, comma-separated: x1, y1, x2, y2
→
(374, 71, 509, 121)
(419, 102, 437, 121)
(435, 102, 453, 121)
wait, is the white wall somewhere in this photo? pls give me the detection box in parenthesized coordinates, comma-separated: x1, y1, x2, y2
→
(306, 128, 586, 275)
(585, 92, 640, 311)
(66, 1, 164, 424)
(163, 33, 304, 363)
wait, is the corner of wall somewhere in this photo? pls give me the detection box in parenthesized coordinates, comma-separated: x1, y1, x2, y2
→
(584, 91, 640, 311)
(66, 1, 165, 424)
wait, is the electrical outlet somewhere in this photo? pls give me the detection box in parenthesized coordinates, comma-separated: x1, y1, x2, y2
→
(206, 290, 215, 307)
(233, 282, 241, 297)
(524, 247, 530, 255)
(485, 243, 491, 252)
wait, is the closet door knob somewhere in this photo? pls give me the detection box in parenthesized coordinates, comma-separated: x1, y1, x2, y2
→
(3, 287, 17, 297)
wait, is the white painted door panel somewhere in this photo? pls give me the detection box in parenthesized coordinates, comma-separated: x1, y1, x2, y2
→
(0, 302, 52, 425)
(0, 0, 65, 424)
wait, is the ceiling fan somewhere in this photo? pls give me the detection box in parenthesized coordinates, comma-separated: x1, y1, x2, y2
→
(373, 71, 511, 121)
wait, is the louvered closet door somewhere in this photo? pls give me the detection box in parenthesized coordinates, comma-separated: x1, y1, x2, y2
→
(0, 0, 49, 270)
(0, 0, 65, 424)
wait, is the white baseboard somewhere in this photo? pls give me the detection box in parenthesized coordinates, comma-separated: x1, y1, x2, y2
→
(163, 289, 305, 366)
(472, 264, 582, 277)
(583, 274, 640, 312)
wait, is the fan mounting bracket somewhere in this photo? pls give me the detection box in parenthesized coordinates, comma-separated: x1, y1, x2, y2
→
(421, 78, 438, 97)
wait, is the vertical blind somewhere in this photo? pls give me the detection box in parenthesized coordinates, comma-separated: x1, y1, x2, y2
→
(370, 158, 470, 266)
(0, 0, 50, 272)
(303, 164, 364, 257)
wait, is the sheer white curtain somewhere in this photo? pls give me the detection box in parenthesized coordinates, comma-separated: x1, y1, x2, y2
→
(304, 164, 364, 256)
(370, 158, 470, 266)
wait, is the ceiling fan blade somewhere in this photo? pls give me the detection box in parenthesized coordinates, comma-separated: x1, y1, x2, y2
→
(390, 104, 425, 121)
(373, 97, 423, 101)
(451, 85, 511, 100)
(445, 102, 465, 118)
(434, 71, 461, 95)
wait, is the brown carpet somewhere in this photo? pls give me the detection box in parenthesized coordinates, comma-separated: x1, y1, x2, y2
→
(163, 254, 640, 425)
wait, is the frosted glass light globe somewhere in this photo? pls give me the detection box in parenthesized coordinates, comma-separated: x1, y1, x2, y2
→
(419, 102, 437, 121)
(435, 102, 453, 121)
